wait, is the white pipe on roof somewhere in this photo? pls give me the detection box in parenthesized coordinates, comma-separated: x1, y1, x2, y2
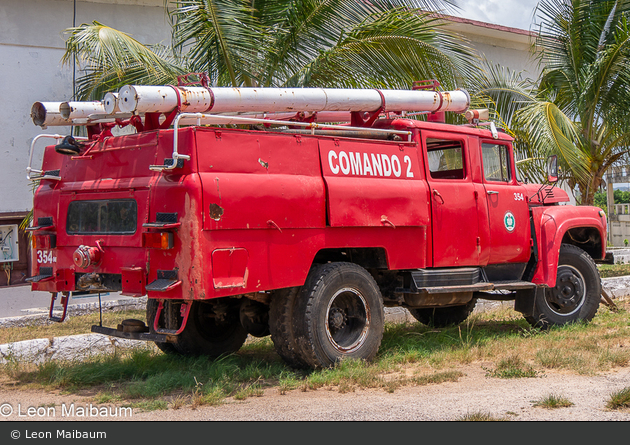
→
(117, 85, 470, 115)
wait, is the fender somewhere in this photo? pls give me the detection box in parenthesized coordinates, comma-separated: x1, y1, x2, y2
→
(530, 205, 607, 287)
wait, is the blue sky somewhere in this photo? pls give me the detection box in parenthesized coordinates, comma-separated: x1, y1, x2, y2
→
(452, 0, 540, 30)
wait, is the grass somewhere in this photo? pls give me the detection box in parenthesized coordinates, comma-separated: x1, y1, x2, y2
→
(483, 355, 540, 379)
(532, 394, 574, 409)
(597, 263, 630, 278)
(606, 387, 630, 410)
(1, 299, 629, 411)
(456, 411, 508, 421)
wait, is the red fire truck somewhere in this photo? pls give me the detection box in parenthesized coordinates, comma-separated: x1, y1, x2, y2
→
(26, 79, 607, 368)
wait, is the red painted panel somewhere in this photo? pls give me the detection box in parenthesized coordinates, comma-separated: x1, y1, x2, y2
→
(479, 140, 531, 264)
(195, 128, 322, 176)
(194, 226, 428, 299)
(211, 248, 249, 289)
(319, 139, 429, 228)
(420, 131, 479, 267)
(121, 267, 146, 297)
(200, 172, 326, 230)
(197, 130, 326, 230)
(531, 205, 606, 286)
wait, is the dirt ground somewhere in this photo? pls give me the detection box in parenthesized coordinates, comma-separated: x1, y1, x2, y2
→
(0, 362, 629, 422)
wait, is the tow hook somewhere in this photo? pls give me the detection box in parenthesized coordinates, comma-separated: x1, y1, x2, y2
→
(73, 239, 105, 268)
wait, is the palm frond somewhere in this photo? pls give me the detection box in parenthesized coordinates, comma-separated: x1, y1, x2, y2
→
(279, 8, 477, 89)
(170, 0, 263, 86)
(63, 22, 187, 99)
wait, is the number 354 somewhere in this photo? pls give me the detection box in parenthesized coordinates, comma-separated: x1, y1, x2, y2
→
(37, 250, 56, 264)
(514, 193, 525, 201)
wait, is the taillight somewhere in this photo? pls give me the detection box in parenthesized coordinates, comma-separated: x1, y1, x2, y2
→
(142, 232, 174, 250)
(32, 234, 56, 249)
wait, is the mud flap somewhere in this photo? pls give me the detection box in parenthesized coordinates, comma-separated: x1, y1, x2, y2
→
(513, 287, 542, 317)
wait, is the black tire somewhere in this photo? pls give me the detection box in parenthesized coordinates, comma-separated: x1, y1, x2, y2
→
(293, 262, 385, 369)
(146, 299, 179, 355)
(149, 299, 248, 357)
(269, 287, 309, 369)
(409, 298, 477, 328)
(526, 244, 601, 329)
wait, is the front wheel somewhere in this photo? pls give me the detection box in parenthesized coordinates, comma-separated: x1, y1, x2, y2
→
(526, 244, 601, 329)
(293, 263, 384, 369)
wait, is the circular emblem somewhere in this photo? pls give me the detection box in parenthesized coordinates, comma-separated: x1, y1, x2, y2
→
(504, 211, 516, 232)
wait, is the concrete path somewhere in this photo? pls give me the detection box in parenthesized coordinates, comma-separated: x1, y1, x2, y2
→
(0, 284, 130, 318)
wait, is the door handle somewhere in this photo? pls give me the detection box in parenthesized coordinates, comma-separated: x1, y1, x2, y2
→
(432, 189, 445, 204)
(486, 190, 499, 195)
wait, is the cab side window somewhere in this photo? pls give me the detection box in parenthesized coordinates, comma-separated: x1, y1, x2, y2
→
(482, 143, 511, 182)
(426, 138, 466, 180)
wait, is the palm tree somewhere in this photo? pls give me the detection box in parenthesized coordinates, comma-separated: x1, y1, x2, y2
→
(63, 0, 478, 100)
(469, 0, 630, 205)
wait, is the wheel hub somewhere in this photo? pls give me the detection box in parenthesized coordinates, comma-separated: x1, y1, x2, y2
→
(328, 307, 347, 331)
(325, 287, 370, 353)
(546, 265, 586, 315)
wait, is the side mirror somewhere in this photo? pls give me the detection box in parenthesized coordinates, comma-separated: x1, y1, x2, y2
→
(547, 155, 558, 183)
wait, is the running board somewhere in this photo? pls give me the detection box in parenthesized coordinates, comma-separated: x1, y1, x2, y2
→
(492, 280, 537, 291)
(410, 267, 481, 288)
(396, 280, 535, 295)
(396, 279, 537, 307)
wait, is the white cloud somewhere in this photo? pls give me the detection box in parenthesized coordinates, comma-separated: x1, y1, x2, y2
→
(452, 0, 539, 30)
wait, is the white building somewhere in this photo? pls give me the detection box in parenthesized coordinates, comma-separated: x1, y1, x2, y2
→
(0, 2, 539, 285)
(0, 0, 171, 285)
(442, 16, 540, 80)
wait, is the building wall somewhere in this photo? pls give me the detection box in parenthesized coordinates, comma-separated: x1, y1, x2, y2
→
(0, 0, 171, 214)
(442, 16, 541, 81)
(0, 0, 170, 284)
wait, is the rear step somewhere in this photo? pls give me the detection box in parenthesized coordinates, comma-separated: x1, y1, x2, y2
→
(92, 300, 192, 340)
(25, 267, 54, 283)
(152, 300, 191, 335)
(48, 292, 70, 323)
(146, 270, 181, 292)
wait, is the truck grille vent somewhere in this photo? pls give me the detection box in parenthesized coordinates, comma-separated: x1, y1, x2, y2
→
(156, 213, 178, 224)
(37, 217, 54, 227)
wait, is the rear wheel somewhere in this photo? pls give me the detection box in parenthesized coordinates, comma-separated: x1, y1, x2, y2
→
(149, 299, 248, 357)
(526, 244, 601, 329)
(269, 287, 309, 369)
(409, 298, 477, 328)
(293, 263, 384, 369)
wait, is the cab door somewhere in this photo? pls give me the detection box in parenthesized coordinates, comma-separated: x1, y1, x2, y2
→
(422, 133, 480, 267)
(480, 141, 531, 268)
